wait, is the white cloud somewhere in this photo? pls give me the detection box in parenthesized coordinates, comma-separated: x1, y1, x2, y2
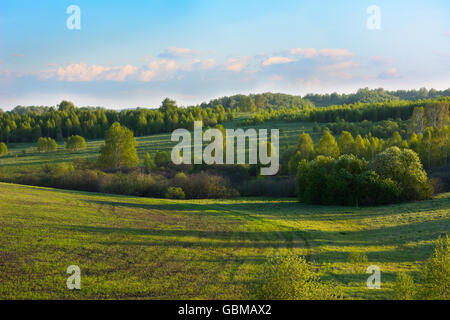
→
(320, 60, 359, 71)
(287, 48, 354, 59)
(223, 57, 250, 72)
(57, 63, 110, 81)
(159, 46, 201, 58)
(55, 63, 138, 82)
(369, 56, 395, 65)
(378, 68, 400, 79)
(139, 59, 179, 81)
(319, 48, 354, 58)
(262, 57, 294, 67)
(289, 48, 318, 58)
(105, 64, 138, 81)
(268, 75, 284, 81)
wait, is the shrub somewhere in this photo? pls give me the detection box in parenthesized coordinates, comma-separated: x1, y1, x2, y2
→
(394, 273, 416, 300)
(368, 147, 432, 201)
(165, 187, 185, 199)
(66, 135, 86, 151)
(143, 152, 156, 172)
(252, 256, 342, 300)
(422, 235, 449, 299)
(296, 147, 432, 206)
(154, 151, 171, 167)
(0, 142, 8, 156)
(348, 252, 368, 272)
(37, 137, 58, 152)
(181, 172, 239, 199)
(239, 177, 296, 197)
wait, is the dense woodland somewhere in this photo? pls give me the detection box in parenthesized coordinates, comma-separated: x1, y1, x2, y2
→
(0, 88, 449, 205)
(2, 88, 450, 144)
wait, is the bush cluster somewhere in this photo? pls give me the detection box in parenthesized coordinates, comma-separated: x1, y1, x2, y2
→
(296, 147, 432, 206)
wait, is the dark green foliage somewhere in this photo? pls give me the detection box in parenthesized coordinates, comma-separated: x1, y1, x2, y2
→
(0, 99, 228, 143)
(154, 151, 171, 167)
(296, 148, 431, 206)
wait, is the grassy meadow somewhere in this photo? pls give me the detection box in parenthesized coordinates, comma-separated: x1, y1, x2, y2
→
(0, 119, 322, 174)
(0, 182, 448, 299)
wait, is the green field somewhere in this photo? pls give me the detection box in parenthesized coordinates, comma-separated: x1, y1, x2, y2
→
(0, 119, 323, 174)
(0, 182, 448, 299)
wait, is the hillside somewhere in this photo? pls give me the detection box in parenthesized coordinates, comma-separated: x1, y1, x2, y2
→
(0, 182, 448, 299)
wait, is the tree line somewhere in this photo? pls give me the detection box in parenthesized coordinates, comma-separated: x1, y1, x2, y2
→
(0, 98, 232, 143)
(243, 99, 450, 126)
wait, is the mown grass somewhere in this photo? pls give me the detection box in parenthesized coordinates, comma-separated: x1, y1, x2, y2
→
(0, 182, 448, 299)
(0, 119, 323, 174)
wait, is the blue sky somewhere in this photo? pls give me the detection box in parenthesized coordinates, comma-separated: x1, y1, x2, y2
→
(0, 0, 449, 109)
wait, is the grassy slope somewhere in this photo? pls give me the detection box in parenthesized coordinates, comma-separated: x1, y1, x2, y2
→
(0, 120, 323, 174)
(0, 182, 448, 299)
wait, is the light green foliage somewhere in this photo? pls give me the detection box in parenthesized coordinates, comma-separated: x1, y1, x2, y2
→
(37, 137, 58, 153)
(394, 273, 416, 300)
(316, 129, 340, 158)
(368, 147, 432, 201)
(99, 122, 139, 169)
(65, 135, 86, 151)
(165, 187, 185, 199)
(0, 142, 7, 156)
(423, 235, 449, 300)
(253, 256, 342, 300)
(338, 131, 355, 155)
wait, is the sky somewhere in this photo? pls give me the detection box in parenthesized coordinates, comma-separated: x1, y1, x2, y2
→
(0, 0, 449, 110)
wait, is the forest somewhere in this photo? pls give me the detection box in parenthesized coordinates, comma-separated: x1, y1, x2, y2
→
(0, 89, 448, 206)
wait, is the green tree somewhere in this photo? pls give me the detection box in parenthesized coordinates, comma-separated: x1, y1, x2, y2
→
(37, 137, 57, 152)
(368, 147, 432, 201)
(338, 131, 355, 155)
(354, 134, 368, 158)
(409, 107, 425, 134)
(254, 94, 267, 110)
(159, 98, 178, 113)
(0, 142, 7, 156)
(99, 122, 139, 169)
(154, 151, 171, 167)
(296, 132, 315, 160)
(66, 135, 86, 151)
(394, 273, 416, 300)
(238, 96, 256, 112)
(58, 100, 75, 112)
(422, 235, 449, 300)
(316, 130, 340, 158)
(143, 152, 156, 172)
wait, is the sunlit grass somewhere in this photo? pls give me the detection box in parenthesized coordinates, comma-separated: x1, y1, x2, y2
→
(0, 183, 448, 299)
